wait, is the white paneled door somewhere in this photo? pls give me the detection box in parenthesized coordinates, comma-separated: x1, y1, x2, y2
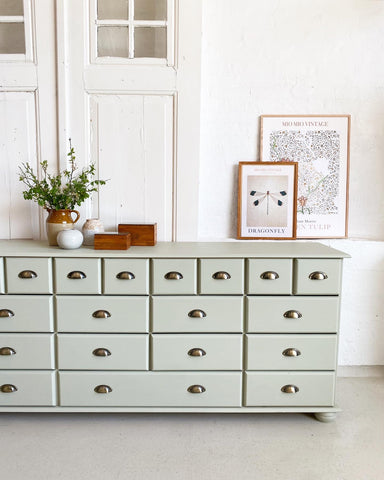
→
(0, 0, 201, 241)
(57, 0, 201, 241)
(0, 0, 56, 239)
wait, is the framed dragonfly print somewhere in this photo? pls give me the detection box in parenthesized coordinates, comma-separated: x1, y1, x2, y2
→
(260, 115, 350, 238)
(237, 162, 298, 240)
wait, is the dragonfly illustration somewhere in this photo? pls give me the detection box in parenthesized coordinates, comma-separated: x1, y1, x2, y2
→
(250, 189, 287, 215)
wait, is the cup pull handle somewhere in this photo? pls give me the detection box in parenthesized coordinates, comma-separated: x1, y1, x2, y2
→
(92, 310, 111, 319)
(92, 348, 112, 357)
(212, 271, 231, 280)
(281, 384, 299, 394)
(0, 384, 18, 393)
(309, 271, 328, 280)
(283, 310, 302, 319)
(18, 270, 37, 279)
(67, 271, 87, 280)
(94, 385, 112, 394)
(260, 271, 279, 280)
(116, 271, 135, 280)
(188, 348, 206, 357)
(188, 309, 207, 318)
(164, 271, 183, 280)
(282, 348, 301, 357)
(0, 309, 14, 318)
(0, 347, 16, 356)
(187, 385, 206, 394)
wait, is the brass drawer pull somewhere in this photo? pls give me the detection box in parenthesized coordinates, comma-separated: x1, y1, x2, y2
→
(116, 271, 135, 280)
(67, 271, 86, 280)
(92, 310, 111, 319)
(281, 384, 299, 394)
(282, 348, 301, 357)
(93, 348, 112, 357)
(309, 271, 328, 281)
(18, 270, 37, 279)
(188, 309, 206, 318)
(212, 271, 231, 280)
(94, 385, 112, 394)
(0, 309, 14, 318)
(0, 384, 17, 393)
(260, 271, 279, 280)
(283, 310, 302, 319)
(0, 347, 16, 356)
(188, 348, 206, 357)
(187, 385, 206, 394)
(164, 271, 183, 280)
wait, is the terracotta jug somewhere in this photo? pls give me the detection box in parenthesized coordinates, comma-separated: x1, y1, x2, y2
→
(46, 209, 80, 246)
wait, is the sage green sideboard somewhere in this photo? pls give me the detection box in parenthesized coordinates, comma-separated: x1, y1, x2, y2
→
(0, 240, 349, 422)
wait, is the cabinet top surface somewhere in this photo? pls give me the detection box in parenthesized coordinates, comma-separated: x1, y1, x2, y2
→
(0, 240, 349, 258)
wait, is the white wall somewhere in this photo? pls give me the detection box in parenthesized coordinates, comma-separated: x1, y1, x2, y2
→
(199, 0, 384, 365)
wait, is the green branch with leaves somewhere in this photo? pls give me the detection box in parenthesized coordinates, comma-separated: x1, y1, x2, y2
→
(18, 139, 108, 210)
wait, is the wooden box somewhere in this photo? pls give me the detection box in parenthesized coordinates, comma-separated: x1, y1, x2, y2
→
(94, 233, 131, 250)
(118, 223, 157, 246)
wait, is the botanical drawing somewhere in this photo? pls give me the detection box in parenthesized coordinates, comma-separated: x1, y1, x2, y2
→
(269, 130, 340, 216)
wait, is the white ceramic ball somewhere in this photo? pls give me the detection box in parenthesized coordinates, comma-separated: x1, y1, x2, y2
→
(57, 229, 84, 249)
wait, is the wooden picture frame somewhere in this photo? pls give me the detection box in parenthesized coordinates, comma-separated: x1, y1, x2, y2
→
(260, 114, 350, 239)
(237, 162, 298, 240)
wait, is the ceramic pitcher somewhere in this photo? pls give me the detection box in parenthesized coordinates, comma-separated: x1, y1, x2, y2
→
(46, 209, 80, 246)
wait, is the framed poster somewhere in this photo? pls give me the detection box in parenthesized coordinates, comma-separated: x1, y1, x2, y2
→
(237, 162, 298, 240)
(260, 115, 350, 238)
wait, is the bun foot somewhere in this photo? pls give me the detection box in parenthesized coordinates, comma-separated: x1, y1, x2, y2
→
(314, 412, 337, 423)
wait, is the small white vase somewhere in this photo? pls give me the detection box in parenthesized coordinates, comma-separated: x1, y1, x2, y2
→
(82, 218, 104, 246)
(57, 229, 84, 249)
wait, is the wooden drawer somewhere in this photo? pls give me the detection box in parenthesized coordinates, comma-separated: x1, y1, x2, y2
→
(0, 296, 53, 332)
(245, 372, 335, 406)
(0, 334, 54, 369)
(59, 371, 242, 407)
(246, 296, 340, 333)
(56, 296, 148, 333)
(103, 259, 149, 295)
(199, 259, 244, 294)
(151, 334, 243, 371)
(5, 257, 52, 294)
(0, 371, 56, 406)
(151, 259, 197, 294)
(0, 258, 4, 294)
(246, 334, 337, 370)
(294, 259, 342, 295)
(57, 334, 148, 370)
(247, 259, 292, 294)
(54, 258, 101, 294)
(152, 296, 243, 333)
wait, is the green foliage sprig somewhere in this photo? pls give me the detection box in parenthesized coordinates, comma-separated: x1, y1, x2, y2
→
(18, 140, 107, 210)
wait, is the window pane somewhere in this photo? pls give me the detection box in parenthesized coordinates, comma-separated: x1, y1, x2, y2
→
(134, 27, 166, 58)
(0, 0, 23, 16)
(98, 26, 129, 58)
(0, 23, 25, 54)
(135, 0, 167, 21)
(98, 0, 129, 20)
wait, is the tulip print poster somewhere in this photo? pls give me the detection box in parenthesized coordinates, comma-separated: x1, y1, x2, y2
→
(260, 115, 350, 238)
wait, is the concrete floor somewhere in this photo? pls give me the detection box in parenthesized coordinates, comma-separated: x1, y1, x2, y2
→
(0, 371, 383, 480)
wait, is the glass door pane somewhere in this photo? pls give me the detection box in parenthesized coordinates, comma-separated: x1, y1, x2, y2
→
(0, 23, 25, 53)
(98, 0, 129, 20)
(0, 0, 24, 16)
(98, 26, 129, 58)
(135, 0, 167, 21)
(134, 27, 166, 58)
